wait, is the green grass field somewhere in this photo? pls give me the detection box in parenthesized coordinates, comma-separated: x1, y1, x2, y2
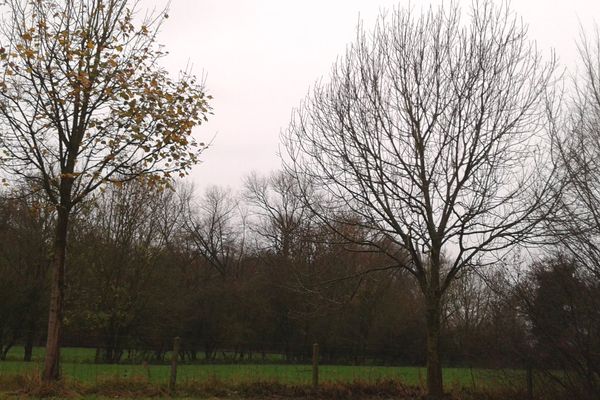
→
(0, 347, 523, 390)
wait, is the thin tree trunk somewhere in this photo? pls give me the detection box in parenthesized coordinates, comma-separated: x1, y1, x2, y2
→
(43, 206, 69, 381)
(426, 294, 443, 400)
(24, 286, 40, 362)
(0, 345, 11, 361)
(24, 330, 34, 362)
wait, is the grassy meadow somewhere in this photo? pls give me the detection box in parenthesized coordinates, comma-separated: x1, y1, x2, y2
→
(0, 347, 521, 390)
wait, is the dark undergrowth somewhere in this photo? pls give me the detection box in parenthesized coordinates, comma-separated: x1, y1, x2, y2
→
(0, 372, 555, 399)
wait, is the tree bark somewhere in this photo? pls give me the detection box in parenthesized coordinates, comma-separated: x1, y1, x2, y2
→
(24, 331, 34, 362)
(42, 206, 69, 381)
(426, 294, 444, 400)
(24, 285, 41, 362)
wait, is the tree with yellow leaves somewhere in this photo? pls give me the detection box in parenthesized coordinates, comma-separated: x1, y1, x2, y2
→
(0, 0, 211, 381)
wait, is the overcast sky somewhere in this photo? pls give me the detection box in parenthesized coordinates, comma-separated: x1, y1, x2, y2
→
(140, 0, 600, 191)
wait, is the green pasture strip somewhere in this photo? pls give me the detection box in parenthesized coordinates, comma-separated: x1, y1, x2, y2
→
(0, 360, 523, 390)
(3, 347, 95, 363)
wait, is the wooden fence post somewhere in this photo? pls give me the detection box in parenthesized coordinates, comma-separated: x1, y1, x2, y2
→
(142, 360, 150, 380)
(312, 343, 319, 390)
(526, 363, 533, 400)
(169, 337, 181, 392)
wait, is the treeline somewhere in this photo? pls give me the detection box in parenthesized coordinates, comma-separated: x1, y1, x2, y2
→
(1, 173, 596, 379)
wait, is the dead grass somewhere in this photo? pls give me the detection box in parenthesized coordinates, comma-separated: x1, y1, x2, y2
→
(0, 373, 540, 399)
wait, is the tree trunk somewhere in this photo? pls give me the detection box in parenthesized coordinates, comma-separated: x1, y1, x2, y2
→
(0, 345, 11, 361)
(24, 330, 34, 362)
(24, 290, 40, 362)
(43, 206, 69, 381)
(425, 294, 444, 400)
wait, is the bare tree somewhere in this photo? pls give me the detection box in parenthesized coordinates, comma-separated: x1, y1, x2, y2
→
(244, 171, 314, 260)
(553, 26, 600, 280)
(282, 2, 557, 398)
(443, 267, 498, 367)
(0, 0, 210, 380)
(185, 186, 245, 279)
(67, 180, 167, 363)
(0, 185, 52, 361)
(542, 26, 600, 399)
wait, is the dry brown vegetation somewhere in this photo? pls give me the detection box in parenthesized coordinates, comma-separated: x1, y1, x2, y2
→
(0, 372, 546, 400)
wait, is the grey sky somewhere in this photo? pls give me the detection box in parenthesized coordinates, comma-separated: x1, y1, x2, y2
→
(140, 0, 600, 190)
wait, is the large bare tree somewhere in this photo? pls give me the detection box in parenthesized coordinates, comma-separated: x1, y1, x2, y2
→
(282, 2, 557, 398)
(543, 27, 600, 398)
(0, 0, 210, 380)
(554, 27, 600, 280)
